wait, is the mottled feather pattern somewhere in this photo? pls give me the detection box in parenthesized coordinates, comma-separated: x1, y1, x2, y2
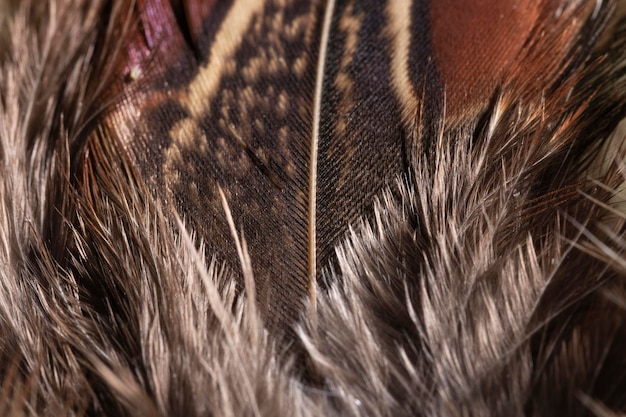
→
(1, 0, 626, 416)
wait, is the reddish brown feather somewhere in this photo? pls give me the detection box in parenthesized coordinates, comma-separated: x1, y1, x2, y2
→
(430, 0, 544, 118)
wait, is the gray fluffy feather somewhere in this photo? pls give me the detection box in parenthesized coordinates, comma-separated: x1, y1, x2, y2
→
(2, 0, 626, 416)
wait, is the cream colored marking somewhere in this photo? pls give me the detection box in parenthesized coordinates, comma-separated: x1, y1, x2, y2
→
(293, 54, 308, 78)
(129, 65, 142, 81)
(268, 10, 285, 43)
(240, 85, 257, 108)
(254, 118, 265, 133)
(309, 0, 337, 308)
(215, 136, 230, 169)
(163, 118, 205, 183)
(284, 14, 309, 41)
(338, 3, 362, 70)
(277, 90, 289, 116)
(278, 126, 289, 144)
(386, 0, 419, 124)
(163, 143, 183, 185)
(170, 117, 202, 147)
(334, 1, 363, 136)
(181, 0, 265, 118)
(334, 2, 363, 186)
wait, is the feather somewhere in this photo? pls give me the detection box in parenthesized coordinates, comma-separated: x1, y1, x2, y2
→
(2, 0, 626, 416)
(98, 0, 414, 331)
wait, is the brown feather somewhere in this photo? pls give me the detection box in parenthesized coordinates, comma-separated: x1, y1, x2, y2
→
(1, 0, 626, 415)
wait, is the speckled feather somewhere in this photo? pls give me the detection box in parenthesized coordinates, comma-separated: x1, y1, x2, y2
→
(1, 0, 626, 415)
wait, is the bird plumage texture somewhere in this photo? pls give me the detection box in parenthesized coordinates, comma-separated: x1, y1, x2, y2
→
(1, 0, 626, 415)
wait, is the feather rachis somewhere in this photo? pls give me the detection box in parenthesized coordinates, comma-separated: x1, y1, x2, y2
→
(308, 0, 336, 309)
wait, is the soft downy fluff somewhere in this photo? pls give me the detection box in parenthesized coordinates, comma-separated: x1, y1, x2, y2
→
(1, 0, 626, 416)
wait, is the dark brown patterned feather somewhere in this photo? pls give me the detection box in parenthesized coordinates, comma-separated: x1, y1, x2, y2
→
(2, 0, 626, 415)
(102, 0, 415, 330)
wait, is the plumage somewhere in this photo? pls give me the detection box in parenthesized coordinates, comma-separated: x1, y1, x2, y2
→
(1, 0, 626, 415)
